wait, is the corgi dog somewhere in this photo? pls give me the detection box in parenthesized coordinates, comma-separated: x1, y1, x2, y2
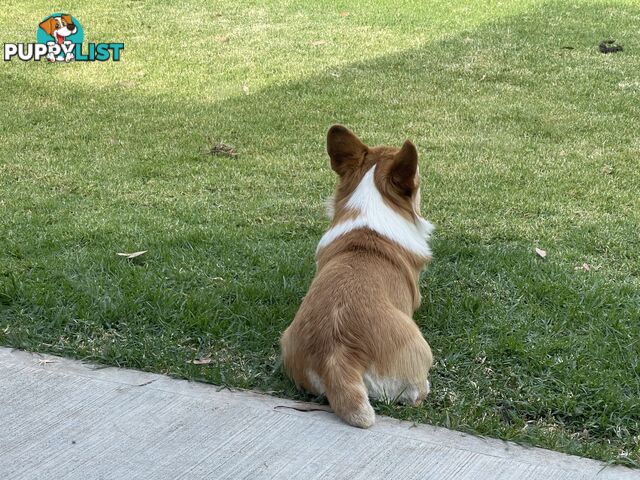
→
(280, 125, 435, 428)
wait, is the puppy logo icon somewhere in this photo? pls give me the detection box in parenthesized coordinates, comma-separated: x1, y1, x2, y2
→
(37, 13, 84, 62)
(3, 13, 123, 62)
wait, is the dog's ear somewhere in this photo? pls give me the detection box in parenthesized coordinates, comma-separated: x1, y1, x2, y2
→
(61, 15, 75, 28)
(388, 140, 419, 196)
(327, 125, 367, 176)
(39, 17, 57, 36)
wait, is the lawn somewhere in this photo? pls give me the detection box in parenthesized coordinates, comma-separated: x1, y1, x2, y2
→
(1, 0, 639, 465)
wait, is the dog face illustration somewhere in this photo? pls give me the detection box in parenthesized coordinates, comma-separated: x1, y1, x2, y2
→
(39, 15, 77, 44)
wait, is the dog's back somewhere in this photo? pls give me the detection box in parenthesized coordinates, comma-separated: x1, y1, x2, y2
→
(281, 126, 434, 428)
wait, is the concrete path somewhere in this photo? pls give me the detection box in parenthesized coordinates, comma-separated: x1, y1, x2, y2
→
(1, 347, 638, 480)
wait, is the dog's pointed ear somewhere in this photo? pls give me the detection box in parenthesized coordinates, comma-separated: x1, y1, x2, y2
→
(39, 17, 57, 36)
(327, 125, 367, 176)
(389, 140, 419, 196)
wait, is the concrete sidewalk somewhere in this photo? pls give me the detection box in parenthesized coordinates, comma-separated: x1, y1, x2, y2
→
(1, 347, 637, 480)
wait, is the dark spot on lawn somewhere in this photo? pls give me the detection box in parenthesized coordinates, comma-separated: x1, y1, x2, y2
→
(205, 140, 238, 157)
(599, 40, 623, 54)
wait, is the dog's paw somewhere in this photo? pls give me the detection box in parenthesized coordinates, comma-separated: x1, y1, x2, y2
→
(410, 380, 431, 406)
(344, 401, 375, 429)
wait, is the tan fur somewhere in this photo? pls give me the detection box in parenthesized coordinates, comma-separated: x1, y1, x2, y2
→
(280, 125, 433, 428)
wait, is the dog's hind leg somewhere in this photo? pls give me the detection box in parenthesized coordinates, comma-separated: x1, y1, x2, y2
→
(322, 349, 375, 429)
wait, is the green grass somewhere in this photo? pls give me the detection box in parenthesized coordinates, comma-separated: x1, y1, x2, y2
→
(1, 0, 639, 465)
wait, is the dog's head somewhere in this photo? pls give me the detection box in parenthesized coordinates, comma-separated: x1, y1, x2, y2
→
(39, 15, 77, 40)
(326, 125, 424, 225)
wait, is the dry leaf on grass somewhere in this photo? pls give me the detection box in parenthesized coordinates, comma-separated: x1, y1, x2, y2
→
(575, 263, 592, 271)
(340, 12, 350, 17)
(117, 251, 147, 259)
(189, 357, 212, 365)
(242, 84, 249, 94)
(602, 165, 613, 175)
(311, 40, 328, 47)
(206, 142, 237, 157)
(215, 35, 229, 43)
(535, 247, 547, 259)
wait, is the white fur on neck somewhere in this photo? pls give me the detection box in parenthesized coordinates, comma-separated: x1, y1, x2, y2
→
(317, 166, 434, 258)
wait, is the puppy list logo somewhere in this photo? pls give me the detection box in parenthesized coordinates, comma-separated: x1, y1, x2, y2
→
(4, 13, 124, 62)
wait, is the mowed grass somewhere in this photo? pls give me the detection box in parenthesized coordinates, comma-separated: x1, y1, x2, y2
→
(1, 0, 639, 464)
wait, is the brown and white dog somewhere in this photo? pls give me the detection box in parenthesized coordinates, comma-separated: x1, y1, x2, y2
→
(38, 15, 77, 62)
(280, 125, 435, 428)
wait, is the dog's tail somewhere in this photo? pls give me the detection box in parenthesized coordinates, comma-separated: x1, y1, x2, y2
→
(322, 351, 374, 428)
